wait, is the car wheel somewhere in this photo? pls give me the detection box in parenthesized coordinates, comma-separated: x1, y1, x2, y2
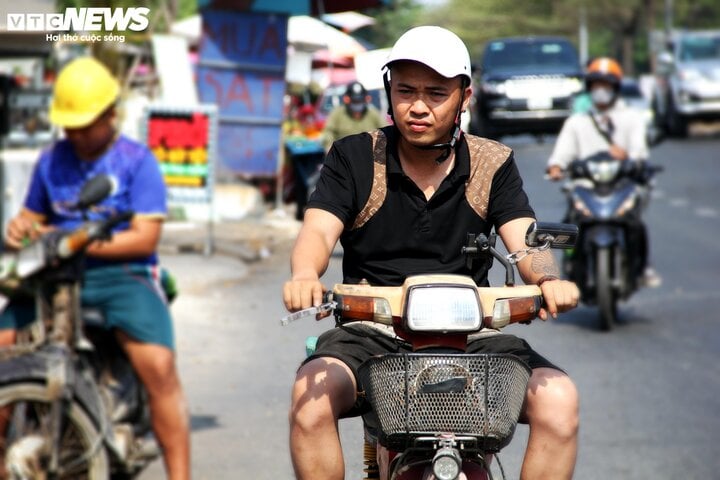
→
(666, 95, 689, 138)
(651, 96, 665, 131)
(474, 113, 501, 141)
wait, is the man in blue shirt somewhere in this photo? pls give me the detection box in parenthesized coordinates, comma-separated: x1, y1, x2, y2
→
(2, 57, 190, 480)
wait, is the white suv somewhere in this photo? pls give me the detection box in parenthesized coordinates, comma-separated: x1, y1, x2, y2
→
(653, 30, 720, 137)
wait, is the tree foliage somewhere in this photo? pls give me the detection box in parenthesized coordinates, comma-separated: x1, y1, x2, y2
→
(354, 0, 424, 49)
(366, 0, 720, 75)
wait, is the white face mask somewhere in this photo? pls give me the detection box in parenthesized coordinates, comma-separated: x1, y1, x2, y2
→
(591, 87, 615, 106)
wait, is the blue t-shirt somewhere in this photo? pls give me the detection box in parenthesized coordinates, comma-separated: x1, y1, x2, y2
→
(24, 134, 167, 267)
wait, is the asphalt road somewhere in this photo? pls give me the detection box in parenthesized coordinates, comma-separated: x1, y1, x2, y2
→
(141, 129, 720, 480)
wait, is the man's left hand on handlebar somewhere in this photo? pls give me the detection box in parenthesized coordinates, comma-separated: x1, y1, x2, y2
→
(538, 278, 580, 320)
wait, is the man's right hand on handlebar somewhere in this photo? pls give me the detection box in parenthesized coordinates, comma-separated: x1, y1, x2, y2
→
(5, 212, 51, 250)
(546, 165, 564, 181)
(283, 275, 330, 318)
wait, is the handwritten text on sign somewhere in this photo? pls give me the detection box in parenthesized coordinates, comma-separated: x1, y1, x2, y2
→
(200, 10, 285, 65)
(197, 67, 284, 118)
(198, 11, 287, 177)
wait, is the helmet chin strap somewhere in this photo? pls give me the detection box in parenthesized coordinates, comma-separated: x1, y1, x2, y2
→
(416, 121, 462, 163)
(416, 91, 465, 163)
(383, 70, 467, 163)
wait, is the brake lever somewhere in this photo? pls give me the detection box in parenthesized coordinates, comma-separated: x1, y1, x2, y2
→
(280, 301, 337, 326)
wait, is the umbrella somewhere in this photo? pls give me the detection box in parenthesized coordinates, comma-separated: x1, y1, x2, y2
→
(321, 11, 376, 32)
(198, 0, 388, 16)
(288, 15, 366, 57)
(170, 14, 201, 43)
(311, 50, 354, 68)
(171, 13, 369, 55)
(311, 66, 357, 89)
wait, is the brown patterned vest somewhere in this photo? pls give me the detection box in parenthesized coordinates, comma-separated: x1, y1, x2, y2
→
(351, 130, 512, 230)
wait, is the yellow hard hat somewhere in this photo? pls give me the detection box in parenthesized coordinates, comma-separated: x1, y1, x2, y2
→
(49, 57, 120, 128)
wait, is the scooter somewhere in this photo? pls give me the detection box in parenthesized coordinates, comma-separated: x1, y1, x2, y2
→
(0, 175, 163, 479)
(559, 152, 662, 330)
(282, 222, 577, 480)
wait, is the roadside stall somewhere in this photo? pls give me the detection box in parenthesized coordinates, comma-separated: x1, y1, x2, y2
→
(0, 2, 56, 240)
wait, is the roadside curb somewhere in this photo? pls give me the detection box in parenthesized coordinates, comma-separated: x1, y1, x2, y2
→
(159, 210, 302, 262)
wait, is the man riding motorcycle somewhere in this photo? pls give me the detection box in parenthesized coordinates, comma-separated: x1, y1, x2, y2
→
(546, 57, 661, 288)
(0, 57, 191, 480)
(322, 80, 388, 152)
(283, 26, 580, 480)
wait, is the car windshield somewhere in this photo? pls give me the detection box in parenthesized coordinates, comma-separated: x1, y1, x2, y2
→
(678, 35, 720, 61)
(482, 39, 579, 74)
(620, 81, 643, 99)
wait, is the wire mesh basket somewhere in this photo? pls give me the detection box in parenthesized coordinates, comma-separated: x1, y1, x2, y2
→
(359, 353, 531, 452)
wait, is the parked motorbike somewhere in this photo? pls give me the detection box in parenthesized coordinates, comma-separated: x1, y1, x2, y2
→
(282, 222, 577, 480)
(0, 175, 161, 479)
(559, 152, 663, 330)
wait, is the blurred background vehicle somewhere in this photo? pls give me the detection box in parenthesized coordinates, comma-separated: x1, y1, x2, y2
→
(620, 77, 662, 145)
(471, 36, 584, 140)
(652, 29, 720, 138)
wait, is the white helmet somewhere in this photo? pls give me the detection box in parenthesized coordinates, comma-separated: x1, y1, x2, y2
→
(383, 26, 471, 81)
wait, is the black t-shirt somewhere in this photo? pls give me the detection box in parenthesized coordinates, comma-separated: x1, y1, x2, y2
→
(307, 127, 535, 286)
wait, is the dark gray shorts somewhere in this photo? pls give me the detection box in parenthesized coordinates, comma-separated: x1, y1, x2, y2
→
(302, 323, 563, 418)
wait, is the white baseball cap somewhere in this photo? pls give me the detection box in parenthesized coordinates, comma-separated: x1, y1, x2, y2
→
(383, 26, 472, 81)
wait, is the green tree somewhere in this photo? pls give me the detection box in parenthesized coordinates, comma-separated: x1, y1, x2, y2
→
(418, 0, 719, 76)
(355, 0, 424, 49)
(420, 0, 578, 60)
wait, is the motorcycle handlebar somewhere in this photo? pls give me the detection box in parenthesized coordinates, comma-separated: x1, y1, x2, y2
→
(56, 211, 134, 259)
(324, 282, 545, 330)
(567, 158, 663, 182)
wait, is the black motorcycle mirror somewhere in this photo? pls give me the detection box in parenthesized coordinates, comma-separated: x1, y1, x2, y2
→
(73, 175, 116, 212)
(525, 222, 578, 249)
(462, 222, 578, 287)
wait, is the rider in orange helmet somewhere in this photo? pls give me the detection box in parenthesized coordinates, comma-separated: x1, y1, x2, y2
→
(547, 56, 661, 287)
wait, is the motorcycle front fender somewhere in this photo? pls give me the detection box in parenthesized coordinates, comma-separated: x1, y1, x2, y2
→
(0, 350, 107, 436)
(584, 224, 623, 249)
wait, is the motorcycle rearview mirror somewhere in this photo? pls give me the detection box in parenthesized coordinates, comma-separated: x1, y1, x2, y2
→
(74, 175, 117, 211)
(525, 222, 578, 249)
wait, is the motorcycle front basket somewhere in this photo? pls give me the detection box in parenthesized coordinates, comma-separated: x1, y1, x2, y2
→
(358, 353, 531, 452)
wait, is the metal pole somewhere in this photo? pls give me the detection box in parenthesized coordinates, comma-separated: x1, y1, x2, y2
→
(664, 0, 673, 37)
(579, 5, 588, 67)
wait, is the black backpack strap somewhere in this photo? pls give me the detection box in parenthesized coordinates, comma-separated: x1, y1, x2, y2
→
(588, 112, 614, 145)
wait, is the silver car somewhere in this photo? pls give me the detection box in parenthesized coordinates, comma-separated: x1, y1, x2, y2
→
(653, 30, 720, 137)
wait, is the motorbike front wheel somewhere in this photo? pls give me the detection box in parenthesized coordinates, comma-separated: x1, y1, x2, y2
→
(0, 382, 110, 479)
(595, 248, 617, 331)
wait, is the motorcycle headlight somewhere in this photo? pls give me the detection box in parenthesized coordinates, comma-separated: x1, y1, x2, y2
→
(405, 285, 481, 332)
(587, 160, 620, 184)
(432, 447, 462, 480)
